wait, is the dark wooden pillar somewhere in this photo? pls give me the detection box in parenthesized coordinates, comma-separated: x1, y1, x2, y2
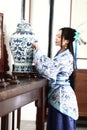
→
(48, 0, 54, 57)
(22, 0, 25, 20)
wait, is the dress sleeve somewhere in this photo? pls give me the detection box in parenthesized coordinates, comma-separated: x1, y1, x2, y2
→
(33, 49, 61, 81)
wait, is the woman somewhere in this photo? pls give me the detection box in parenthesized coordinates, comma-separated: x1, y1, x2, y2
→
(32, 27, 79, 130)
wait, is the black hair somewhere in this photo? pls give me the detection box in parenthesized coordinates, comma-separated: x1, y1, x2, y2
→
(60, 27, 76, 90)
(60, 27, 76, 55)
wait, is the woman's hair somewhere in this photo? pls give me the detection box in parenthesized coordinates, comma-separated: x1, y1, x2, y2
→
(60, 27, 76, 90)
(60, 27, 76, 56)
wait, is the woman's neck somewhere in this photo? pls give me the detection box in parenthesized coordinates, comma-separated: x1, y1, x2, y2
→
(60, 48, 67, 52)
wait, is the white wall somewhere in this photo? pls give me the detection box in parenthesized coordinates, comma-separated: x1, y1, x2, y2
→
(52, 0, 71, 57)
(0, 0, 22, 73)
(71, 0, 87, 69)
(30, 0, 50, 55)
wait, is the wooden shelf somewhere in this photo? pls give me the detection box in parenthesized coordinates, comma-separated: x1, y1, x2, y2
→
(75, 69, 87, 117)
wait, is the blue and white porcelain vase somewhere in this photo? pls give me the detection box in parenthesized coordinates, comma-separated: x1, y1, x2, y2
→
(9, 21, 38, 73)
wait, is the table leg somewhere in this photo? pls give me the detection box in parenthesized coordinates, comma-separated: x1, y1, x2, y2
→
(36, 87, 45, 130)
(12, 111, 15, 130)
(1, 114, 8, 130)
(17, 108, 21, 130)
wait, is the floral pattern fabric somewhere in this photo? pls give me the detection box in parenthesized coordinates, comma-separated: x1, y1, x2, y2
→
(33, 49, 79, 120)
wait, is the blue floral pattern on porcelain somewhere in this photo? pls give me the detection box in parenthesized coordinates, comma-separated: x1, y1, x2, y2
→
(9, 21, 38, 72)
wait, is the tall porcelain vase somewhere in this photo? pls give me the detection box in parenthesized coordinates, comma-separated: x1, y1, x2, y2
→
(9, 21, 38, 73)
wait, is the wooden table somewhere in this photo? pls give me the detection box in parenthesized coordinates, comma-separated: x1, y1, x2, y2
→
(0, 78, 47, 130)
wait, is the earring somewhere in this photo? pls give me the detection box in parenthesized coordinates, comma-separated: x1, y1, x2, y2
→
(65, 46, 67, 49)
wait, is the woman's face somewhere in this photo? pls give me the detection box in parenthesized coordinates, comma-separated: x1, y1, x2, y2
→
(55, 30, 68, 49)
(55, 30, 62, 46)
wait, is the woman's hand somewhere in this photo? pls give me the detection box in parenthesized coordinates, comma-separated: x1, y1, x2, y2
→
(32, 42, 39, 50)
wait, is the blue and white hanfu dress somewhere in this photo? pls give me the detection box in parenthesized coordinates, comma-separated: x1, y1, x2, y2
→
(33, 48, 79, 130)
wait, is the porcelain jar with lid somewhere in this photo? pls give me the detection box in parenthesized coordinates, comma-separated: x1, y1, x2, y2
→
(9, 21, 38, 73)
